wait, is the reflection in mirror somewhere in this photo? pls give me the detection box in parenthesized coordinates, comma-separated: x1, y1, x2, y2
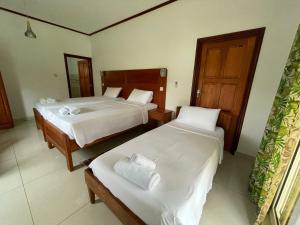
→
(67, 58, 82, 97)
(64, 54, 94, 98)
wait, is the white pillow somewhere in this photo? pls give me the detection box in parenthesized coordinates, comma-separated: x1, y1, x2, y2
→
(104, 87, 122, 98)
(176, 106, 221, 131)
(127, 89, 153, 105)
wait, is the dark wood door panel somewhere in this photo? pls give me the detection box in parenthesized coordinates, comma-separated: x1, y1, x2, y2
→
(191, 28, 265, 153)
(78, 60, 92, 97)
(223, 41, 248, 78)
(0, 72, 13, 129)
(0, 97, 9, 124)
(199, 83, 220, 108)
(203, 47, 223, 78)
(199, 36, 253, 152)
(218, 84, 237, 111)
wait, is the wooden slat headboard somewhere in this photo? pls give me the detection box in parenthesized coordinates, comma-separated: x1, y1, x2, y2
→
(101, 68, 167, 110)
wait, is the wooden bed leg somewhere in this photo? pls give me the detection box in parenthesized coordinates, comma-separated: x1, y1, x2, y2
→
(47, 141, 54, 149)
(42, 128, 47, 142)
(65, 146, 74, 172)
(88, 187, 96, 204)
(42, 119, 47, 142)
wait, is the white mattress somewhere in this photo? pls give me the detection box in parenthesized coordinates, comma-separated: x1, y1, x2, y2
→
(42, 100, 157, 147)
(89, 121, 224, 225)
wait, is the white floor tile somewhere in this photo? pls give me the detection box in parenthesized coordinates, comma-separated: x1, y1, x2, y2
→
(0, 129, 14, 143)
(18, 148, 66, 184)
(0, 140, 15, 162)
(25, 167, 89, 225)
(0, 187, 33, 225)
(227, 154, 254, 196)
(0, 158, 23, 194)
(60, 203, 122, 225)
(214, 152, 254, 197)
(214, 153, 234, 186)
(199, 183, 256, 225)
(13, 135, 46, 160)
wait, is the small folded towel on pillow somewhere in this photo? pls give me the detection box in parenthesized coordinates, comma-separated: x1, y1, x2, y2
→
(114, 157, 160, 190)
(65, 106, 80, 115)
(130, 153, 156, 170)
(46, 98, 56, 104)
(58, 106, 70, 116)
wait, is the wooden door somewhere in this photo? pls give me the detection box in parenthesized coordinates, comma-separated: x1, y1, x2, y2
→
(0, 72, 13, 129)
(78, 60, 93, 97)
(191, 28, 265, 152)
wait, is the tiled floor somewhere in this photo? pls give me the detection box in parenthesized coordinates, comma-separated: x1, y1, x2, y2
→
(0, 120, 257, 225)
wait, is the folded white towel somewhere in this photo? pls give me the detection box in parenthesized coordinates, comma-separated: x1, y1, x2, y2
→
(58, 105, 80, 116)
(40, 98, 47, 104)
(58, 106, 70, 116)
(130, 153, 156, 170)
(40, 97, 56, 104)
(114, 158, 160, 190)
(46, 98, 56, 104)
(65, 106, 80, 115)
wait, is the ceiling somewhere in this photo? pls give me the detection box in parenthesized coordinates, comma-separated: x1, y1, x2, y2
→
(0, 0, 169, 34)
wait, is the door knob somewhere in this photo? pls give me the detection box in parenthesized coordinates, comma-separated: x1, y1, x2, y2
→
(196, 89, 201, 98)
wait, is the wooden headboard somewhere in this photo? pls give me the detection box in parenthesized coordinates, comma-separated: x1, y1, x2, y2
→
(176, 106, 233, 150)
(101, 68, 167, 110)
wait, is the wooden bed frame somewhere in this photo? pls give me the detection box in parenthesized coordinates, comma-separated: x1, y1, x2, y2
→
(33, 108, 47, 141)
(85, 168, 146, 225)
(33, 107, 43, 130)
(35, 68, 167, 171)
(85, 108, 232, 225)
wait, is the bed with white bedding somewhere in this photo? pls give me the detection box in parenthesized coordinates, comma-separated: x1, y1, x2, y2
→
(33, 96, 119, 130)
(37, 68, 168, 172)
(43, 100, 157, 147)
(42, 98, 157, 171)
(88, 120, 224, 225)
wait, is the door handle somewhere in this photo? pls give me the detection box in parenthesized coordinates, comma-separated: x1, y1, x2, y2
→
(196, 89, 201, 98)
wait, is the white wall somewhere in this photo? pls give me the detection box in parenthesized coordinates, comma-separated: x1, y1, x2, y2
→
(237, 0, 300, 156)
(0, 10, 91, 119)
(90, 0, 300, 156)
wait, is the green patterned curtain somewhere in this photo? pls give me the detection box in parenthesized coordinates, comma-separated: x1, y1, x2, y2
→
(249, 25, 300, 225)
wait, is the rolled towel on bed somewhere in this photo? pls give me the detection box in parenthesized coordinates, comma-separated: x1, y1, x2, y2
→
(65, 106, 80, 115)
(58, 106, 70, 116)
(114, 158, 160, 190)
(130, 153, 156, 170)
(46, 98, 57, 104)
(40, 98, 47, 104)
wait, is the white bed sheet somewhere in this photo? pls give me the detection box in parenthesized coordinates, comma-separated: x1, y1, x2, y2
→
(36, 96, 120, 117)
(43, 100, 157, 147)
(89, 121, 224, 225)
